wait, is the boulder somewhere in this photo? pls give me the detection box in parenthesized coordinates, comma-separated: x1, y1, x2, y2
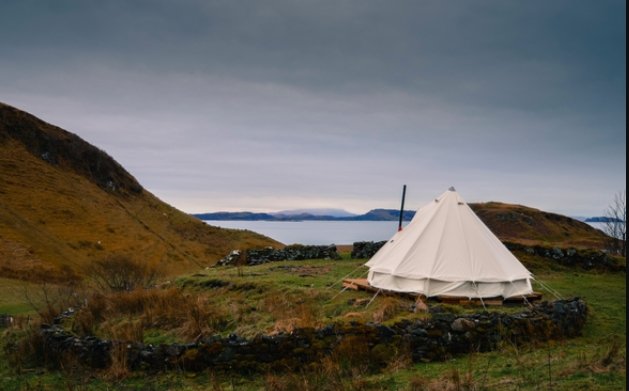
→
(451, 318, 476, 332)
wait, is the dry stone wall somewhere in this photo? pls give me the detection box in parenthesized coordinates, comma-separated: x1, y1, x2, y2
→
(218, 244, 340, 266)
(503, 242, 624, 271)
(351, 241, 387, 259)
(37, 298, 587, 373)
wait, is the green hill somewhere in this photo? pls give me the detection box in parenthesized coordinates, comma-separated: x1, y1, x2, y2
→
(469, 202, 609, 249)
(0, 102, 280, 283)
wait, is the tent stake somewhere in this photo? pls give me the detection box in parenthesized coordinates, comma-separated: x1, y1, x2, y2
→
(366, 289, 382, 308)
(510, 281, 533, 308)
(330, 285, 350, 301)
(473, 282, 487, 311)
(536, 279, 563, 300)
(328, 264, 367, 290)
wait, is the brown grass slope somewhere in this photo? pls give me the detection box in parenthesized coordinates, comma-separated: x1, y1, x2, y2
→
(470, 201, 609, 248)
(0, 102, 280, 283)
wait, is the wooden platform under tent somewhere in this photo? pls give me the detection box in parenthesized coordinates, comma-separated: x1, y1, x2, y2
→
(342, 278, 543, 306)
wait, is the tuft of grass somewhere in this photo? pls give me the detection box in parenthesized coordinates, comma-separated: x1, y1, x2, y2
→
(70, 287, 231, 342)
(371, 296, 408, 323)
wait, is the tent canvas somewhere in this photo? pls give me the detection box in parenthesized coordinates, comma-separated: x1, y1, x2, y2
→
(366, 188, 533, 298)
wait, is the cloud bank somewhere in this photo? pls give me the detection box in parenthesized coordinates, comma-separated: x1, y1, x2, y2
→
(1, 0, 625, 215)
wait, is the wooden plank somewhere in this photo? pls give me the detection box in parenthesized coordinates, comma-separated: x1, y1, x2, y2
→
(342, 278, 374, 292)
(342, 278, 418, 298)
(436, 296, 504, 306)
(341, 279, 542, 306)
(503, 291, 543, 304)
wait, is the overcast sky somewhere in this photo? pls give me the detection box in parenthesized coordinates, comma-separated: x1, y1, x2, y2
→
(1, 0, 625, 216)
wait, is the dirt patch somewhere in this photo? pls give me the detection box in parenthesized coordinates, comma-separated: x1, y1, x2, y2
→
(269, 265, 332, 277)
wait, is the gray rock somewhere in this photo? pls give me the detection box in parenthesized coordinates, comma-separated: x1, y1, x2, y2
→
(0, 314, 14, 328)
(451, 318, 476, 332)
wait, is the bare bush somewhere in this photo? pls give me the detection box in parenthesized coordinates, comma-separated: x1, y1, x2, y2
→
(88, 254, 162, 291)
(603, 191, 626, 256)
(24, 283, 85, 324)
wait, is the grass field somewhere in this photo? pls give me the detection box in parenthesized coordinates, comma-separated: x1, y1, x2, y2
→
(0, 252, 625, 390)
(0, 278, 51, 315)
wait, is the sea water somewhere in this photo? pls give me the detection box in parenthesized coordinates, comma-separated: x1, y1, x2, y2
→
(203, 220, 404, 245)
(204, 220, 610, 245)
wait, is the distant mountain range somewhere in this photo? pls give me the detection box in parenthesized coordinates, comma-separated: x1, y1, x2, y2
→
(273, 208, 357, 218)
(194, 209, 416, 221)
(194, 209, 624, 225)
(584, 216, 625, 223)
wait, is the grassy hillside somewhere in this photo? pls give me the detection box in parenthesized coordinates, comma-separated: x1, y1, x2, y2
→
(470, 202, 610, 249)
(0, 102, 280, 283)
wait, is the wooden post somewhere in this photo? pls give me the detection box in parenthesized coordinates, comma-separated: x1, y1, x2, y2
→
(414, 294, 429, 312)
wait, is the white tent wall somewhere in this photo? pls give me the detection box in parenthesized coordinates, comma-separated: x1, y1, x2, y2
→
(366, 188, 534, 299)
(367, 272, 533, 298)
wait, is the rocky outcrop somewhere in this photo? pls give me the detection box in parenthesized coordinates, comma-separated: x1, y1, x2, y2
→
(218, 244, 340, 266)
(0, 314, 14, 328)
(0, 102, 143, 195)
(38, 298, 587, 373)
(40, 325, 112, 368)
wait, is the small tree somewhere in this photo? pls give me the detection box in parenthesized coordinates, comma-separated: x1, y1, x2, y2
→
(603, 191, 626, 257)
(89, 254, 162, 291)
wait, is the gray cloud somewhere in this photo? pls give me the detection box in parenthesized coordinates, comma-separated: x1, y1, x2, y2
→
(0, 0, 625, 216)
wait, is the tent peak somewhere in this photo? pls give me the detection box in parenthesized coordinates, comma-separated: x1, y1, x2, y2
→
(448, 186, 456, 192)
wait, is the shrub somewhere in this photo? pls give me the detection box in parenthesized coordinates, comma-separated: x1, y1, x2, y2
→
(88, 254, 162, 292)
(371, 296, 407, 323)
(72, 287, 230, 341)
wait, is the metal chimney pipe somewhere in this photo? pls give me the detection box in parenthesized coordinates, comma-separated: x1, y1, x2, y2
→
(398, 184, 407, 231)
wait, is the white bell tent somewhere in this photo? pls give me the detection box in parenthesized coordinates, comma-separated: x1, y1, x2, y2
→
(366, 188, 534, 298)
